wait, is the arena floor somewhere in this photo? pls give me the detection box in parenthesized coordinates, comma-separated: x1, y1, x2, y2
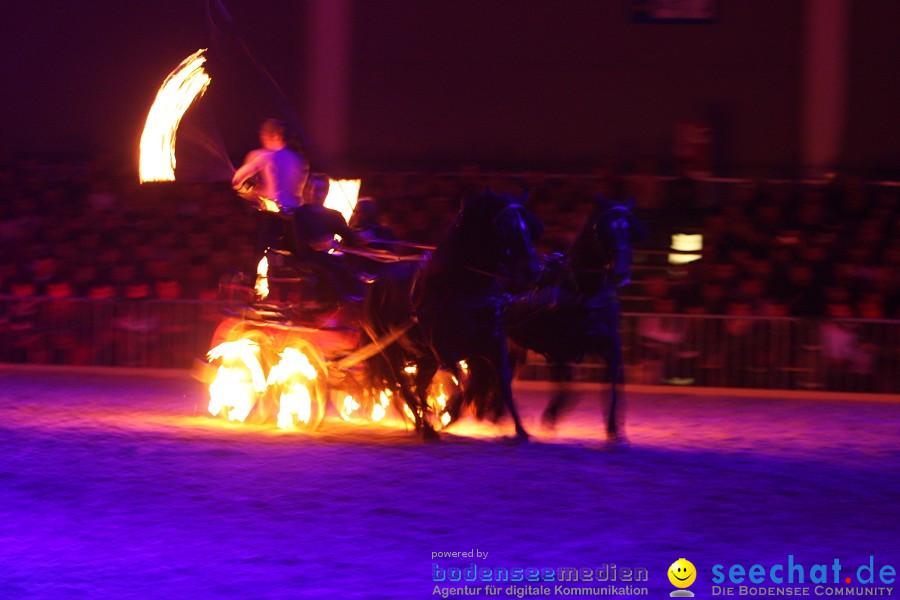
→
(1, 366, 897, 599)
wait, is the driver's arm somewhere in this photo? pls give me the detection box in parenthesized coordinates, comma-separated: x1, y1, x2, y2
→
(232, 150, 267, 189)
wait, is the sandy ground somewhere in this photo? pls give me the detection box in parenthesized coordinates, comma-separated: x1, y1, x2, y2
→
(0, 366, 897, 599)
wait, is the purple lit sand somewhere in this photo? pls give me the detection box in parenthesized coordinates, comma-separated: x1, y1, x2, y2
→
(1, 367, 897, 598)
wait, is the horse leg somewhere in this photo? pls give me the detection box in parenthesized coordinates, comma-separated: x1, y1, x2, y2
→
(490, 343, 529, 442)
(399, 379, 437, 440)
(414, 358, 441, 440)
(604, 332, 626, 441)
(401, 377, 438, 441)
(444, 363, 464, 422)
(381, 352, 435, 440)
(542, 361, 573, 430)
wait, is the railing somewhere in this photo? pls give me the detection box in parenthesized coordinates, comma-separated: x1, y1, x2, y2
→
(0, 296, 225, 369)
(519, 313, 899, 394)
(1, 297, 897, 394)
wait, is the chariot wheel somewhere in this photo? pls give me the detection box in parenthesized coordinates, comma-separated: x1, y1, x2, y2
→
(206, 324, 275, 426)
(335, 375, 400, 425)
(266, 337, 329, 432)
(423, 368, 462, 431)
(205, 322, 329, 431)
(392, 367, 461, 432)
(333, 371, 372, 423)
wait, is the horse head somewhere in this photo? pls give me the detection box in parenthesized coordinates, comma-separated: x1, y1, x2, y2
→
(450, 189, 541, 293)
(570, 195, 643, 293)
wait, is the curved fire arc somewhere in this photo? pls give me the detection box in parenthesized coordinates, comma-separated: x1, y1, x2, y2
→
(139, 49, 212, 182)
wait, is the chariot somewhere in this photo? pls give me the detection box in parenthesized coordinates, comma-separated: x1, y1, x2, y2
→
(195, 241, 458, 433)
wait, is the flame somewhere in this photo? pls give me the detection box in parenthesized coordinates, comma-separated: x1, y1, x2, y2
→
(260, 198, 280, 213)
(206, 339, 266, 422)
(458, 360, 469, 378)
(372, 390, 392, 422)
(430, 382, 451, 426)
(255, 255, 269, 300)
(323, 179, 361, 223)
(208, 366, 256, 422)
(275, 382, 313, 429)
(268, 347, 319, 382)
(338, 393, 367, 423)
(208, 339, 267, 391)
(342, 395, 360, 415)
(267, 347, 319, 430)
(139, 49, 212, 182)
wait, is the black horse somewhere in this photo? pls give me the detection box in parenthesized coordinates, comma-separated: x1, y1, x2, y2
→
(504, 196, 643, 441)
(361, 190, 540, 440)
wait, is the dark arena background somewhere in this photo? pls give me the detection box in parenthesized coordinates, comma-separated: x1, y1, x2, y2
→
(1, 1, 898, 599)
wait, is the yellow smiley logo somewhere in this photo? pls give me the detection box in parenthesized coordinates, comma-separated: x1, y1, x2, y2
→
(668, 558, 697, 588)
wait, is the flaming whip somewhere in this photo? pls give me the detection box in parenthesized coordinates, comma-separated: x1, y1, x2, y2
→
(139, 49, 212, 182)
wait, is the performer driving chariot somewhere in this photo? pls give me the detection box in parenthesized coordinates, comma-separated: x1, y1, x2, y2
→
(232, 119, 370, 309)
(232, 118, 309, 254)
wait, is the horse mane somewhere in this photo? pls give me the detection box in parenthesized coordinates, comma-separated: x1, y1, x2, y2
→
(434, 190, 510, 265)
(416, 190, 524, 305)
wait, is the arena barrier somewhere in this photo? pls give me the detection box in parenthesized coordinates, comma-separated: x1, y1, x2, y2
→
(519, 313, 899, 395)
(0, 296, 225, 369)
(1, 297, 897, 394)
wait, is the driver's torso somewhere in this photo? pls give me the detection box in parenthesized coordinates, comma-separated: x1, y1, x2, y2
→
(260, 148, 306, 211)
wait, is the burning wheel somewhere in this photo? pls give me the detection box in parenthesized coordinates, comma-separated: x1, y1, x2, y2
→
(205, 319, 329, 431)
(334, 373, 380, 424)
(266, 339, 328, 431)
(388, 367, 461, 432)
(422, 369, 461, 431)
